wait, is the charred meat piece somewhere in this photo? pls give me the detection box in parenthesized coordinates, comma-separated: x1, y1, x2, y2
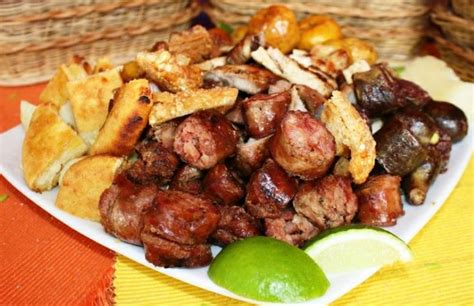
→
(225, 98, 245, 126)
(227, 34, 263, 65)
(268, 79, 292, 94)
(148, 119, 181, 151)
(243, 91, 291, 139)
(293, 175, 358, 230)
(424, 101, 468, 142)
(375, 109, 442, 176)
(233, 136, 271, 177)
(270, 111, 336, 180)
(170, 165, 204, 195)
(141, 234, 212, 268)
(245, 159, 297, 218)
(99, 174, 158, 245)
(356, 175, 404, 226)
(173, 110, 239, 170)
(204, 65, 279, 95)
(264, 209, 319, 247)
(168, 25, 213, 64)
(142, 190, 220, 245)
(126, 139, 180, 185)
(211, 205, 261, 246)
(208, 28, 233, 57)
(353, 64, 402, 117)
(203, 163, 245, 205)
(292, 84, 326, 114)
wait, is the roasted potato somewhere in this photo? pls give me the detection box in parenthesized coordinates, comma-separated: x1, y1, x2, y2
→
(298, 15, 342, 51)
(247, 5, 300, 54)
(324, 37, 378, 65)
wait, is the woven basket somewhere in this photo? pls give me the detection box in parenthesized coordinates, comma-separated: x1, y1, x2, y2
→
(0, 0, 199, 86)
(206, 0, 431, 60)
(451, 0, 474, 20)
(431, 1, 474, 49)
(434, 35, 474, 81)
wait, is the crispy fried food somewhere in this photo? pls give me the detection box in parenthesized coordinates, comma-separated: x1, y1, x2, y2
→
(298, 15, 342, 51)
(251, 46, 333, 97)
(93, 57, 113, 74)
(90, 79, 152, 156)
(136, 50, 202, 93)
(39, 63, 88, 107)
(67, 68, 123, 146)
(22, 104, 88, 192)
(121, 61, 144, 82)
(168, 25, 213, 64)
(20, 100, 37, 130)
(321, 91, 376, 184)
(248, 5, 300, 54)
(56, 155, 123, 221)
(149, 87, 238, 126)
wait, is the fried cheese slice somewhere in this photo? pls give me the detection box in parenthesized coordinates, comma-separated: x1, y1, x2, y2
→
(22, 104, 88, 192)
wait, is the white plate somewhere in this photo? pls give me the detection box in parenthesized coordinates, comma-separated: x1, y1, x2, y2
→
(1, 59, 472, 305)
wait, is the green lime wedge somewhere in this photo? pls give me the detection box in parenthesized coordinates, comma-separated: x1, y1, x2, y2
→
(208, 236, 329, 303)
(304, 225, 414, 274)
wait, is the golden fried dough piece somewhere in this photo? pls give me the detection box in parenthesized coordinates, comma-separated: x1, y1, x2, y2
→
(168, 25, 213, 64)
(149, 87, 238, 126)
(321, 91, 376, 184)
(90, 79, 152, 156)
(22, 104, 88, 192)
(67, 68, 123, 146)
(39, 64, 88, 107)
(93, 57, 113, 74)
(56, 155, 123, 221)
(136, 50, 202, 93)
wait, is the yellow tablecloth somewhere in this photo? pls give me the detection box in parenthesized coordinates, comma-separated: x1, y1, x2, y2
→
(115, 157, 474, 305)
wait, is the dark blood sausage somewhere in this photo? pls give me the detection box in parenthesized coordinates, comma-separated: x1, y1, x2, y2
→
(356, 175, 404, 226)
(170, 165, 204, 195)
(99, 174, 158, 245)
(211, 205, 261, 246)
(242, 91, 291, 139)
(203, 163, 245, 205)
(245, 159, 297, 218)
(141, 234, 212, 268)
(424, 101, 468, 142)
(293, 175, 358, 230)
(142, 190, 220, 245)
(264, 210, 319, 247)
(173, 110, 239, 170)
(270, 111, 336, 180)
(233, 136, 271, 177)
(141, 190, 220, 268)
(126, 139, 180, 185)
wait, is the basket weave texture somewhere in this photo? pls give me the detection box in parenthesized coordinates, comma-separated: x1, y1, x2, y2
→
(0, 0, 199, 86)
(451, 0, 474, 20)
(206, 0, 432, 60)
(431, 2, 474, 49)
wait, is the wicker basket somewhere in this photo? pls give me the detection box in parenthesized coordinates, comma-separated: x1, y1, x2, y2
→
(0, 0, 199, 86)
(206, 0, 431, 60)
(431, 1, 474, 49)
(451, 0, 474, 20)
(434, 35, 474, 81)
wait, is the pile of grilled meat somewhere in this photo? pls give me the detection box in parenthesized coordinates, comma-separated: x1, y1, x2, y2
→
(98, 26, 468, 268)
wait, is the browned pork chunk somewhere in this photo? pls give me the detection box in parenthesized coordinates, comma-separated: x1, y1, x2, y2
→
(141, 190, 220, 268)
(203, 163, 245, 205)
(211, 205, 261, 246)
(173, 110, 239, 170)
(356, 175, 404, 226)
(242, 91, 291, 139)
(270, 111, 336, 180)
(99, 174, 158, 245)
(245, 159, 297, 218)
(264, 210, 319, 247)
(233, 136, 271, 177)
(148, 119, 181, 151)
(170, 165, 204, 195)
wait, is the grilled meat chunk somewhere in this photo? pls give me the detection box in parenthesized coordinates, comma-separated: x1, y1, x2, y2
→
(264, 209, 319, 246)
(170, 165, 204, 195)
(233, 136, 271, 177)
(211, 205, 261, 246)
(203, 163, 245, 205)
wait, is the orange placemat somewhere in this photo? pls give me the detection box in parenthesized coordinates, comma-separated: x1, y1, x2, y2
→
(0, 84, 116, 305)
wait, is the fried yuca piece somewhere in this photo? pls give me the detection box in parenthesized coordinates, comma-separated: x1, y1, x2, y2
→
(321, 91, 376, 184)
(39, 63, 88, 107)
(149, 87, 238, 126)
(56, 155, 123, 221)
(90, 79, 152, 156)
(22, 104, 88, 192)
(136, 50, 202, 93)
(67, 68, 123, 146)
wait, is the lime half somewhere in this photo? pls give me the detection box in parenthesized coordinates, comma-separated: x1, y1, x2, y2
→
(208, 236, 329, 303)
(304, 225, 413, 274)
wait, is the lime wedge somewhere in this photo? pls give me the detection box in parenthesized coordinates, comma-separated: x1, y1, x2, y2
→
(208, 236, 329, 303)
(304, 225, 413, 274)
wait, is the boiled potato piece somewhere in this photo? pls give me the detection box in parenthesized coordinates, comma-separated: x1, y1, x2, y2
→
(298, 15, 342, 51)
